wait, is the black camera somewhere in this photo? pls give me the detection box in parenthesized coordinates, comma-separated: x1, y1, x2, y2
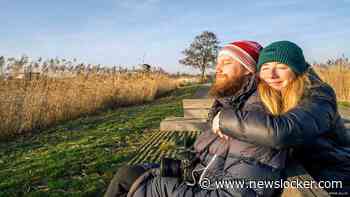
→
(159, 150, 201, 184)
(159, 136, 201, 184)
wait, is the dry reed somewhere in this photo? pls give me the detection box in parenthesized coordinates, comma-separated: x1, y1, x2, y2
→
(314, 64, 350, 102)
(0, 71, 200, 139)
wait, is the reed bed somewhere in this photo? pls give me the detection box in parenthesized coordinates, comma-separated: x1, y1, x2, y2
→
(0, 67, 200, 139)
(314, 64, 350, 102)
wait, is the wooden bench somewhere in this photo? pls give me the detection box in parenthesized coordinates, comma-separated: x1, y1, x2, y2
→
(280, 156, 330, 197)
(160, 99, 213, 131)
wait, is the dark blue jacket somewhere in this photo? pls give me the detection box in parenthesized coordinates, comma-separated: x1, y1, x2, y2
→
(219, 71, 350, 184)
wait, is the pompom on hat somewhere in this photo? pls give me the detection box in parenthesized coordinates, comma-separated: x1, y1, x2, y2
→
(218, 40, 263, 73)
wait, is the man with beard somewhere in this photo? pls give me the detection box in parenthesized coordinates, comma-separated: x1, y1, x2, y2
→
(208, 41, 262, 139)
(209, 41, 259, 98)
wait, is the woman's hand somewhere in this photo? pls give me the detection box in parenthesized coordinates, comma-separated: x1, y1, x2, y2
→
(212, 111, 229, 140)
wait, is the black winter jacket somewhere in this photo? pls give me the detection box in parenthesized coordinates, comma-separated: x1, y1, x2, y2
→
(219, 71, 350, 183)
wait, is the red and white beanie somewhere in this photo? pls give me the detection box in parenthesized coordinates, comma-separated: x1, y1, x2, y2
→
(218, 40, 263, 73)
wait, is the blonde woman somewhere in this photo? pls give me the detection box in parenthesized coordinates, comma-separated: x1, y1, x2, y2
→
(215, 41, 350, 193)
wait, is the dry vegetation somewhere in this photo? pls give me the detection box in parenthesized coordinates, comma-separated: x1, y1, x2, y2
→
(0, 56, 201, 139)
(313, 59, 350, 102)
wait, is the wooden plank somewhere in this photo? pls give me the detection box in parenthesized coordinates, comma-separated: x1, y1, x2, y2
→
(339, 106, 350, 118)
(182, 99, 214, 109)
(283, 175, 330, 197)
(160, 117, 208, 131)
(281, 154, 330, 197)
(340, 106, 350, 132)
(184, 109, 210, 119)
(128, 130, 200, 165)
(339, 106, 350, 130)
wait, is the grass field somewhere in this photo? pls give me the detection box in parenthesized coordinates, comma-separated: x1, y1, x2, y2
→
(338, 101, 350, 108)
(0, 84, 200, 197)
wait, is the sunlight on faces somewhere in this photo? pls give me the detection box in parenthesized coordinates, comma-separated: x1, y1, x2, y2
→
(209, 55, 250, 97)
(215, 55, 250, 84)
(259, 62, 296, 91)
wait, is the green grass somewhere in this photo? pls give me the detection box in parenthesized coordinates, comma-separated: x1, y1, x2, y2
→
(0, 85, 200, 197)
(338, 101, 350, 108)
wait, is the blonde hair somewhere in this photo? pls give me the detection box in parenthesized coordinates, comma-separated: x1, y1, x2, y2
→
(258, 73, 310, 115)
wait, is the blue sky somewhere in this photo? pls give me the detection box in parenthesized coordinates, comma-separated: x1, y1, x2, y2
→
(1, 0, 349, 73)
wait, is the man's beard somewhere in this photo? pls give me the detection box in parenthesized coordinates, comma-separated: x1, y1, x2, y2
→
(208, 74, 249, 98)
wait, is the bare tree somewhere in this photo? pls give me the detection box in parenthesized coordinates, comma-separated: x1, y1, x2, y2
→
(179, 31, 219, 82)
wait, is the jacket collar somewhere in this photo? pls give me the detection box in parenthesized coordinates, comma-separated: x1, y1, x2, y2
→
(215, 74, 258, 109)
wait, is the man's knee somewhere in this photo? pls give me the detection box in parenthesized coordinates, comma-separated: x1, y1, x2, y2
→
(118, 165, 147, 187)
(104, 165, 147, 197)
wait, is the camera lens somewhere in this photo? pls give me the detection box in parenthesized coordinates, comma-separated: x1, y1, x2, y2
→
(160, 158, 182, 177)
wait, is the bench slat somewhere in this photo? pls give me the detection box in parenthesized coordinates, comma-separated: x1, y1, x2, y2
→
(182, 99, 214, 109)
(184, 109, 210, 119)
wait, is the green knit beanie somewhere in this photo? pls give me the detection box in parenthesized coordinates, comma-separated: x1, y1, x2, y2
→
(257, 41, 308, 75)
